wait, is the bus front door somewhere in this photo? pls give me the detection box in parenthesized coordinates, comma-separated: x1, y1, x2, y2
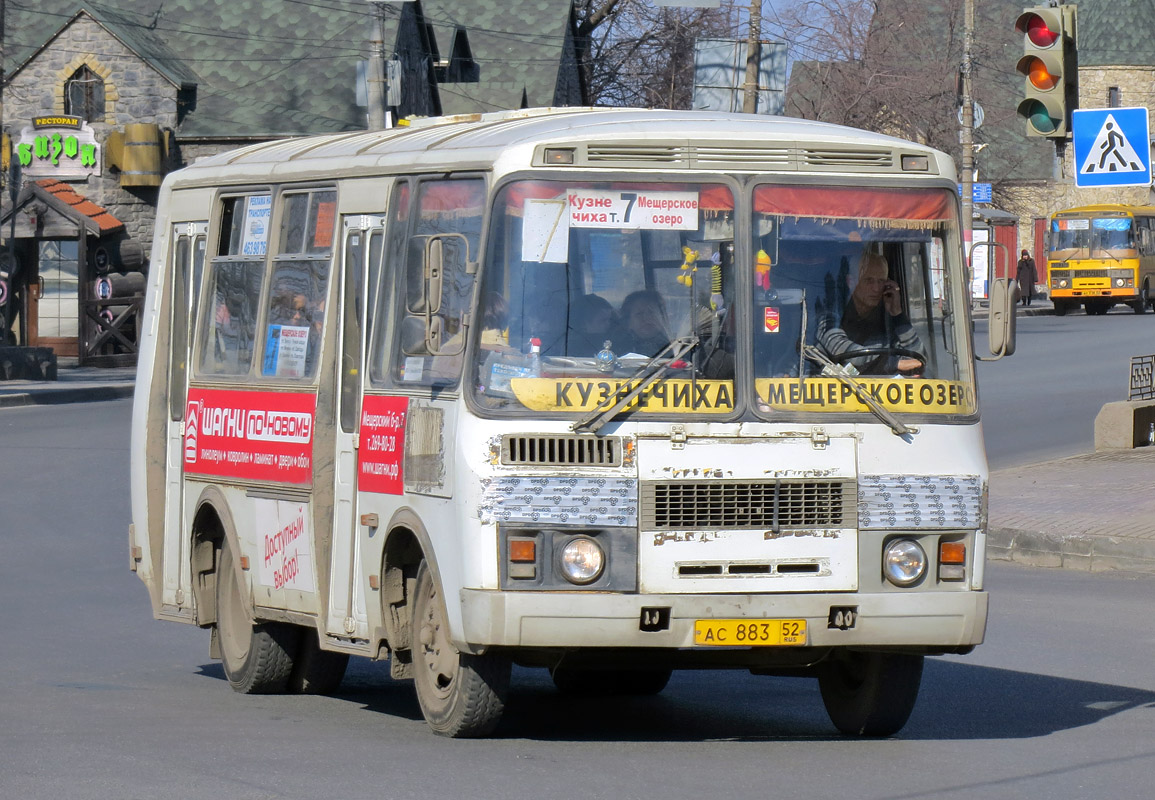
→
(325, 215, 382, 640)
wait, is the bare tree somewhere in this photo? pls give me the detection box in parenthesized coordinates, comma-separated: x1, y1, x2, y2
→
(575, 0, 741, 108)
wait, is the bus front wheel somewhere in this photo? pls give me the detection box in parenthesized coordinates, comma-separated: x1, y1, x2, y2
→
(817, 650, 923, 737)
(412, 560, 510, 737)
(216, 538, 299, 694)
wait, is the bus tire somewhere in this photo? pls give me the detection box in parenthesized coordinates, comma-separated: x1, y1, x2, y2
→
(412, 560, 510, 737)
(1053, 300, 1070, 316)
(289, 633, 350, 695)
(216, 539, 299, 694)
(550, 665, 672, 695)
(818, 650, 923, 737)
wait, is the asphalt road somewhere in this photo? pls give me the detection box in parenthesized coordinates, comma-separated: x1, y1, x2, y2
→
(3, 399, 1155, 799)
(975, 308, 1155, 469)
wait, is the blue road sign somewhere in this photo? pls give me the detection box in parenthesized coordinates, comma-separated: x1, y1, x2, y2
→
(957, 183, 992, 203)
(1072, 107, 1151, 188)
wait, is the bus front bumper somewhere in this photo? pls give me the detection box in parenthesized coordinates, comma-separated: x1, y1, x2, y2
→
(458, 589, 987, 652)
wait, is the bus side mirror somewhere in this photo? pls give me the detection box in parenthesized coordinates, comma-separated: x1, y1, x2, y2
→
(987, 277, 1018, 358)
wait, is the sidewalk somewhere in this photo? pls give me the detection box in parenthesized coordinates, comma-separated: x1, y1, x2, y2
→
(3, 358, 1154, 575)
(0, 359, 136, 408)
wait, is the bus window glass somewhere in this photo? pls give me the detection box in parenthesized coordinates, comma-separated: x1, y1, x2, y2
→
(368, 182, 410, 385)
(472, 180, 736, 414)
(261, 189, 336, 379)
(748, 185, 969, 414)
(390, 178, 484, 388)
(198, 194, 270, 375)
(1093, 217, 1134, 253)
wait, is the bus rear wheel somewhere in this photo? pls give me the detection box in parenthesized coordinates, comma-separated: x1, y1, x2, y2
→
(412, 560, 510, 737)
(818, 650, 923, 737)
(216, 539, 299, 694)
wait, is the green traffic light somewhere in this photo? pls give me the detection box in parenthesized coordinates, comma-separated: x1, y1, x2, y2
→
(1022, 100, 1059, 134)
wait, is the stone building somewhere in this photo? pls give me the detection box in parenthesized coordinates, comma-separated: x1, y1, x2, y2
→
(0, 1, 582, 365)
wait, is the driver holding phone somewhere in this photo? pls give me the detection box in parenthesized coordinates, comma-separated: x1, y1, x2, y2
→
(817, 251, 924, 376)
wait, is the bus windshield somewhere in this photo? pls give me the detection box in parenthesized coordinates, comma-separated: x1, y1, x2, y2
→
(1051, 216, 1135, 255)
(471, 180, 972, 418)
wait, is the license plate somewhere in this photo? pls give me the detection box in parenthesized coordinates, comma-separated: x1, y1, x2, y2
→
(693, 619, 807, 646)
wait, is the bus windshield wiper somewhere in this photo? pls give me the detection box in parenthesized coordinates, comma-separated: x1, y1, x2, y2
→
(803, 345, 918, 440)
(572, 335, 698, 435)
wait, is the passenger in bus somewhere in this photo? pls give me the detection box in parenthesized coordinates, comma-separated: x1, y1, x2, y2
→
(817, 251, 923, 376)
(566, 293, 617, 356)
(616, 290, 672, 357)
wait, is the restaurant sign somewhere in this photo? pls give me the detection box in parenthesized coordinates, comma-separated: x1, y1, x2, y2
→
(15, 116, 101, 178)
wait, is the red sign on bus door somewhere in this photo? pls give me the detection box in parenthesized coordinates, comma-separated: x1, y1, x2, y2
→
(358, 395, 408, 495)
(184, 388, 316, 485)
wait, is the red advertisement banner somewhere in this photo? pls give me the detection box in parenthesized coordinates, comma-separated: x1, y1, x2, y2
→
(358, 395, 408, 495)
(184, 388, 316, 485)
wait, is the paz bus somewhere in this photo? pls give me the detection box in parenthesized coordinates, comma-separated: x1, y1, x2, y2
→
(130, 108, 1016, 738)
(1047, 203, 1155, 315)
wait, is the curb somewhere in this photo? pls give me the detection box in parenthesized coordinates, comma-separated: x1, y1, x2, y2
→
(988, 526, 1155, 575)
(0, 384, 135, 408)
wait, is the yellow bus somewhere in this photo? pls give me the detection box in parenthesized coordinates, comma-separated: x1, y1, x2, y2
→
(1047, 204, 1155, 315)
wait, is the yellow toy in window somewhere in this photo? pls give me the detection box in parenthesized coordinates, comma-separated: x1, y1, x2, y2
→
(755, 248, 772, 291)
(677, 246, 699, 286)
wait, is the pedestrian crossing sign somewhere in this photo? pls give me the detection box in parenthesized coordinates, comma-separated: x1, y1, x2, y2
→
(1072, 107, 1151, 188)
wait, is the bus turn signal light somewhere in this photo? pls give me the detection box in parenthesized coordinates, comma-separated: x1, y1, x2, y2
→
(940, 541, 966, 564)
(939, 541, 966, 582)
(510, 539, 536, 562)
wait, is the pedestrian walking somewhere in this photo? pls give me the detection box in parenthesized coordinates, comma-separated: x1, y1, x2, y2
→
(1016, 249, 1038, 307)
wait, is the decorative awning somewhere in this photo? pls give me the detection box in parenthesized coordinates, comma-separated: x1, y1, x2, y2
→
(1, 179, 125, 239)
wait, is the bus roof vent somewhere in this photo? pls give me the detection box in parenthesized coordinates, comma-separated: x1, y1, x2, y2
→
(585, 144, 689, 165)
(803, 148, 894, 169)
(691, 145, 792, 170)
(502, 434, 623, 467)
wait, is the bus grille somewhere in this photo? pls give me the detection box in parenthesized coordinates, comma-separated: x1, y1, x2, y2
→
(502, 434, 623, 467)
(641, 480, 855, 530)
(1053, 268, 1109, 278)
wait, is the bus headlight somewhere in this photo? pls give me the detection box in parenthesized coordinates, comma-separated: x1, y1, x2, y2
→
(559, 536, 605, 584)
(1116, 278, 1126, 287)
(883, 539, 927, 587)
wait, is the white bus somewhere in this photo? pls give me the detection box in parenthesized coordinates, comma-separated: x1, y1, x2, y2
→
(130, 108, 1015, 738)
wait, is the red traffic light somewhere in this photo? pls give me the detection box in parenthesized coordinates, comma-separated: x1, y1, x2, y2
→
(1016, 12, 1060, 48)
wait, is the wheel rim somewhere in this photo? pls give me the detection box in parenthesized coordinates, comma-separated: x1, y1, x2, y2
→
(417, 573, 459, 700)
(217, 544, 251, 670)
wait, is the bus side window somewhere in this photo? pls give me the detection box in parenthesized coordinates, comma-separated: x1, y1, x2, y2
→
(391, 178, 484, 388)
(259, 189, 336, 380)
(198, 194, 270, 376)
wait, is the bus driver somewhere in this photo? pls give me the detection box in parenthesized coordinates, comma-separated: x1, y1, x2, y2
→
(817, 251, 924, 376)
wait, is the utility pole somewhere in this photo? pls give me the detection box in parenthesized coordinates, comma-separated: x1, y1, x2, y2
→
(366, 3, 387, 130)
(742, 0, 761, 114)
(960, 0, 976, 282)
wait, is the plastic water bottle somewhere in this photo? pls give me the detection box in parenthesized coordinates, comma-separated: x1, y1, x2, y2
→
(528, 337, 542, 377)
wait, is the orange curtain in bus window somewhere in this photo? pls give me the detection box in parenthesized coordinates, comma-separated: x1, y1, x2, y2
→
(312, 200, 336, 249)
(754, 186, 953, 224)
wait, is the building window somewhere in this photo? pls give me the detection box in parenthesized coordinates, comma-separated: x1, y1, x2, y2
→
(1108, 87, 1121, 108)
(64, 66, 105, 121)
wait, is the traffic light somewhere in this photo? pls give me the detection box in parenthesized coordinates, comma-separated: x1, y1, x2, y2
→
(1015, 5, 1077, 137)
